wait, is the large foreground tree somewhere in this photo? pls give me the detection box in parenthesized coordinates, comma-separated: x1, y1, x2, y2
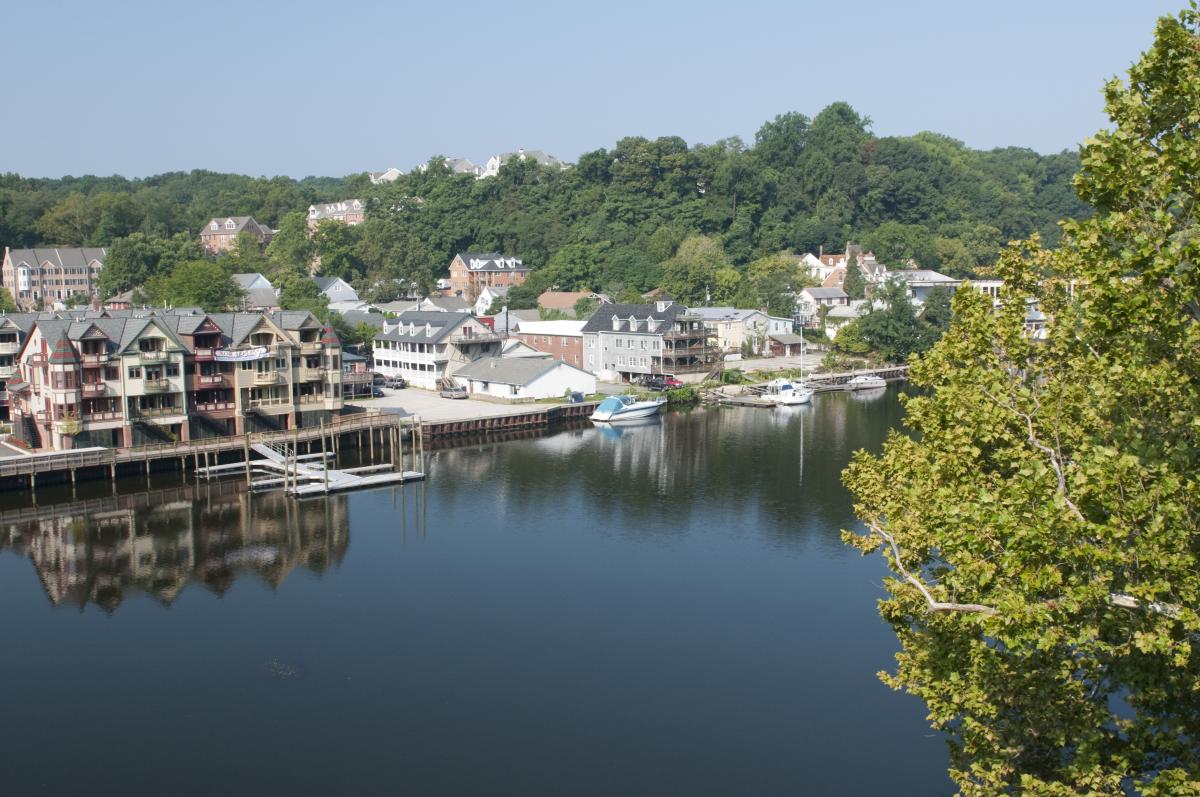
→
(844, 8, 1200, 795)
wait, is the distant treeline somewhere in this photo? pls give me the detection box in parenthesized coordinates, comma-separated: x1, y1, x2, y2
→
(0, 103, 1088, 309)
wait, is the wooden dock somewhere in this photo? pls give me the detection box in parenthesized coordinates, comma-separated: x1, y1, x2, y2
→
(705, 365, 909, 406)
(420, 401, 598, 438)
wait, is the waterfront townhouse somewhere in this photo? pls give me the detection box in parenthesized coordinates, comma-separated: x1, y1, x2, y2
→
(5, 309, 343, 450)
(0, 313, 38, 420)
(199, 216, 273, 254)
(2, 247, 107, 310)
(372, 311, 502, 389)
(447, 252, 530, 296)
(307, 199, 365, 229)
(581, 300, 715, 382)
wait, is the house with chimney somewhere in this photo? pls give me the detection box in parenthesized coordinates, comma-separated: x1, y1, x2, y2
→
(447, 252, 530, 297)
(581, 300, 715, 382)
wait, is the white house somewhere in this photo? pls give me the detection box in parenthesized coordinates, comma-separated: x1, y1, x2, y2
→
(796, 287, 850, 326)
(888, 270, 960, 304)
(474, 285, 509, 316)
(479, 149, 568, 179)
(372, 311, 501, 389)
(450, 357, 596, 400)
(824, 300, 869, 339)
(314, 276, 359, 304)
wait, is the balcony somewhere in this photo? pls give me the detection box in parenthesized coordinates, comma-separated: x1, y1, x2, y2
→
(247, 395, 289, 409)
(82, 382, 107, 396)
(0, 341, 19, 355)
(82, 410, 122, 422)
(298, 366, 324, 381)
(0, 365, 15, 379)
(254, 371, 281, 386)
(34, 410, 48, 423)
(143, 378, 171, 392)
(192, 347, 215, 361)
(299, 341, 322, 355)
(195, 373, 225, 387)
(0, 391, 9, 404)
(139, 349, 169, 363)
(194, 400, 235, 413)
(451, 332, 503, 345)
(133, 406, 184, 419)
(81, 352, 109, 365)
(297, 394, 324, 405)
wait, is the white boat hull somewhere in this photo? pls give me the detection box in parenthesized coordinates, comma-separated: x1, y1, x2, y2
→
(847, 377, 886, 391)
(590, 397, 667, 422)
(772, 390, 812, 406)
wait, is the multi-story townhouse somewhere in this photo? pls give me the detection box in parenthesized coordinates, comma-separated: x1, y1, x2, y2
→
(447, 252, 530, 297)
(199, 217, 273, 255)
(0, 313, 37, 420)
(2, 247, 107, 310)
(581, 300, 715, 382)
(5, 308, 343, 450)
(307, 199, 365, 229)
(371, 311, 502, 390)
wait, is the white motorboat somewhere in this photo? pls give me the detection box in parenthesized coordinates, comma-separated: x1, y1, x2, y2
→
(590, 395, 668, 422)
(846, 374, 887, 390)
(765, 378, 812, 406)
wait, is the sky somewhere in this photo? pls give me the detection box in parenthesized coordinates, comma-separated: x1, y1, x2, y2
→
(0, 0, 1184, 179)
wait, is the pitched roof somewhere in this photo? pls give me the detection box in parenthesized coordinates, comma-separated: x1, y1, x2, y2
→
(201, 217, 268, 236)
(452, 356, 580, 386)
(580, 302, 688, 334)
(243, 288, 280, 309)
(688, 307, 764, 322)
(48, 330, 79, 364)
(537, 291, 593, 312)
(424, 295, 472, 312)
(339, 310, 386, 330)
(232, 273, 272, 290)
(769, 333, 804, 345)
(308, 199, 363, 221)
(453, 253, 528, 272)
(4, 247, 107, 269)
(374, 311, 473, 344)
(802, 287, 849, 299)
(888, 269, 959, 285)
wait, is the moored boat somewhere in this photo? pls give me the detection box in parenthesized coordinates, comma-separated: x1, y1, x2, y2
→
(846, 374, 887, 391)
(590, 395, 668, 422)
(765, 378, 813, 406)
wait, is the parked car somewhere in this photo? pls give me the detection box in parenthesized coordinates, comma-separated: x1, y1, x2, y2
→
(643, 376, 668, 391)
(372, 372, 385, 385)
(385, 376, 407, 389)
(439, 385, 468, 399)
(662, 376, 683, 388)
(371, 387, 385, 398)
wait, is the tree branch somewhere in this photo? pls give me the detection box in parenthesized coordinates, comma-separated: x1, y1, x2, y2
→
(869, 521, 998, 615)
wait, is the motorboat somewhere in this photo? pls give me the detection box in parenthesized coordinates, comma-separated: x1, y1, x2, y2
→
(846, 374, 887, 391)
(765, 378, 812, 406)
(590, 395, 667, 422)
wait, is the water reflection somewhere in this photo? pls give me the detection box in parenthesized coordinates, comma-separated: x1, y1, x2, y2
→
(0, 483, 351, 611)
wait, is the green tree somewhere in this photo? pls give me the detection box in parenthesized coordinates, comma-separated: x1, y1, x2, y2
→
(573, 296, 599, 318)
(0, 289, 16, 313)
(842, 253, 867, 299)
(265, 211, 314, 279)
(277, 274, 330, 320)
(854, 279, 926, 362)
(844, 10, 1200, 794)
(219, 231, 271, 276)
(661, 234, 728, 304)
(148, 260, 243, 310)
(98, 232, 205, 298)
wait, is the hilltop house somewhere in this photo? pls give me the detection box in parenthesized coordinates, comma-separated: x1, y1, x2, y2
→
(3, 247, 107, 310)
(200, 217, 273, 254)
(307, 199, 364, 229)
(475, 285, 509, 316)
(314, 276, 359, 304)
(447, 252, 530, 296)
(479, 149, 568, 179)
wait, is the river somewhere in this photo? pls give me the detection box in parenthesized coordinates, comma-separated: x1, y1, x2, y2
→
(0, 386, 952, 796)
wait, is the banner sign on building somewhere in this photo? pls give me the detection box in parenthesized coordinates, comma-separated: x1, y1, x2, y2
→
(214, 346, 269, 362)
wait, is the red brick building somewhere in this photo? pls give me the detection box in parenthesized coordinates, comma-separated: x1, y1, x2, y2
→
(514, 320, 585, 368)
(200, 217, 273, 255)
(447, 252, 530, 297)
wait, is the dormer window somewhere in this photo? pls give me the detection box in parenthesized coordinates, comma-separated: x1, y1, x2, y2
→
(210, 221, 219, 231)
(409, 322, 416, 336)
(628, 316, 639, 332)
(611, 315, 620, 331)
(225, 219, 236, 230)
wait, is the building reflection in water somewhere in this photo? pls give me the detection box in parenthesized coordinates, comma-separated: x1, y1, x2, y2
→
(0, 482, 352, 612)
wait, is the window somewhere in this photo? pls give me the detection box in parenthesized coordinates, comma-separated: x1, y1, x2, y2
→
(166, 364, 179, 377)
(128, 366, 141, 379)
(275, 358, 287, 369)
(240, 361, 253, 371)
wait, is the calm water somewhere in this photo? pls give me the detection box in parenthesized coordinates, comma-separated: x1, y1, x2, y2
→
(0, 387, 952, 796)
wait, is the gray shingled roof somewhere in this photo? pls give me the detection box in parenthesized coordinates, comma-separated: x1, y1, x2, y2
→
(244, 288, 280, 309)
(201, 217, 267, 236)
(580, 302, 686, 334)
(803, 287, 849, 299)
(232, 272, 272, 290)
(374, 311, 472, 344)
(455, 253, 528, 272)
(5, 247, 107, 269)
(452, 356, 567, 386)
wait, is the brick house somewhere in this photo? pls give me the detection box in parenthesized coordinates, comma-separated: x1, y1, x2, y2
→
(447, 252, 530, 297)
(200, 217, 273, 255)
(514, 320, 586, 367)
(307, 199, 365, 230)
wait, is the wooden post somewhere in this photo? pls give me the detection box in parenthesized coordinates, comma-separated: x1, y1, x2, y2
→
(369, 425, 374, 461)
(319, 419, 330, 493)
(243, 433, 251, 486)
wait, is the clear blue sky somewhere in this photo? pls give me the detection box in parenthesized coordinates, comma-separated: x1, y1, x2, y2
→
(0, 0, 1183, 178)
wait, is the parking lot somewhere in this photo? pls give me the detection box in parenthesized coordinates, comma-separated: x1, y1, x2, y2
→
(347, 386, 586, 423)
